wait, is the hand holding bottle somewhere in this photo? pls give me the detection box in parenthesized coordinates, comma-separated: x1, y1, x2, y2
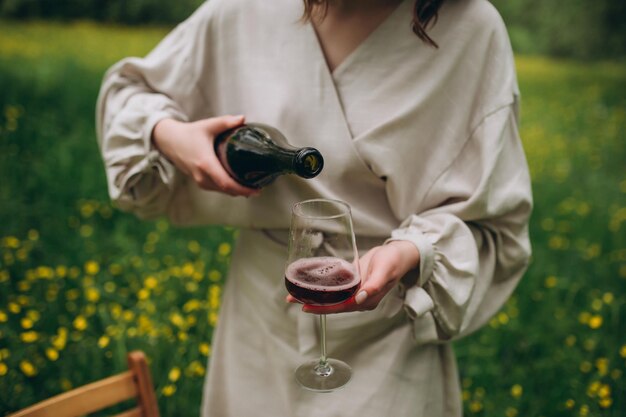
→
(152, 115, 260, 197)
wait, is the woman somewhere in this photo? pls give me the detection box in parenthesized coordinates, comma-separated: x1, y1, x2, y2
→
(96, 0, 532, 415)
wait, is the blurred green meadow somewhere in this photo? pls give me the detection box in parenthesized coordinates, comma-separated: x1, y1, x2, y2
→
(0, 20, 625, 417)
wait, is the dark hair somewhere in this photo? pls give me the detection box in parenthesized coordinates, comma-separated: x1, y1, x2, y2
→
(302, 0, 445, 48)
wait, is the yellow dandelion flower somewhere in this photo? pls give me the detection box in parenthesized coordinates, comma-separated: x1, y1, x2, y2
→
(66, 289, 80, 301)
(122, 310, 135, 322)
(544, 275, 558, 288)
(187, 360, 205, 376)
(185, 281, 198, 292)
(0, 270, 9, 283)
(497, 312, 509, 325)
(3, 236, 20, 249)
(183, 299, 202, 313)
(84, 260, 100, 275)
(597, 384, 611, 399)
(161, 384, 176, 397)
(0, 362, 7, 376)
(110, 304, 122, 319)
(85, 287, 100, 303)
(109, 263, 123, 275)
(591, 299, 603, 311)
(137, 288, 150, 300)
(587, 381, 601, 396)
(8, 302, 21, 314)
(208, 270, 222, 282)
(98, 335, 110, 348)
(0, 310, 7, 322)
(510, 384, 523, 399)
(218, 243, 231, 256)
(73, 315, 87, 331)
(188, 240, 201, 253)
(588, 315, 603, 329)
(19, 360, 37, 377)
(177, 331, 188, 341)
(27, 229, 39, 241)
(565, 399, 575, 409)
(169, 367, 181, 382)
(199, 343, 211, 356)
(27, 310, 40, 322)
(602, 292, 614, 304)
(20, 317, 33, 329)
(619, 345, 626, 358)
(17, 295, 30, 306)
(17, 281, 30, 292)
(182, 262, 195, 277)
(85, 304, 96, 316)
(79, 201, 96, 218)
(468, 400, 483, 413)
(170, 313, 186, 328)
(596, 358, 609, 376)
(462, 390, 470, 401)
(46, 348, 59, 361)
(505, 407, 518, 417)
(60, 378, 72, 391)
(79, 225, 93, 238)
(68, 266, 80, 278)
(20, 331, 39, 343)
(208, 311, 219, 327)
(578, 311, 590, 324)
(104, 281, 116, 293)
(16, 249, 28, 262)
(0, 349, 9, 360)
(144, 276, 158, 289)
(599, 397, 613, 409)
(583, 338, 596, 351)
(52, 330, 67, 350)
(36, 266, 54, 279)
(579, 404, 589, 416)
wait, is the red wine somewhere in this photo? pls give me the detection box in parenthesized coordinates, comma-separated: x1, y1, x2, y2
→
(285, 257, 360, 306)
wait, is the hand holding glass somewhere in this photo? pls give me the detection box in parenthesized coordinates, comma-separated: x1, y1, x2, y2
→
(285, 198, 361, 392)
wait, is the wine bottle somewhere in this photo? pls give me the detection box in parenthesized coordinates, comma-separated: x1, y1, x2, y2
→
(214, 123, 324, 189)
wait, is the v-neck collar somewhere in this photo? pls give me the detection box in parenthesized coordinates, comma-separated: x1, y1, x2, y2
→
(308, 0, 411, 79)
(300, 0, 411, 140)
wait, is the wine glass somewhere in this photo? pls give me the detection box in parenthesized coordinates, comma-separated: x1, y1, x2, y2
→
(285, 198, 361, 392)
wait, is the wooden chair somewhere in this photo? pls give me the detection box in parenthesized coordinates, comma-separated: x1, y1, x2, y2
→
(8, 351, 160, 417)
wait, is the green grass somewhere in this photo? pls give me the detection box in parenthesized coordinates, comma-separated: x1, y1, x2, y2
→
(0, 21, 625, 417)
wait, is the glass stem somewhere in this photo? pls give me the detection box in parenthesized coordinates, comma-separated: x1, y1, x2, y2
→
(315, 314, 333, 377)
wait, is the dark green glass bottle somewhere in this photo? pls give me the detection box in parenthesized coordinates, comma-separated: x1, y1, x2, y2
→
(214, 123, 324, 189)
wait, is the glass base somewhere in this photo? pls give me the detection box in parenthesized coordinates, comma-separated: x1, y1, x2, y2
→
(294, 358, 352, 393)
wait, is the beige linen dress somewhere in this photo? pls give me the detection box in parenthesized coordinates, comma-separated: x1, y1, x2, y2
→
(96, 0, 533, 415)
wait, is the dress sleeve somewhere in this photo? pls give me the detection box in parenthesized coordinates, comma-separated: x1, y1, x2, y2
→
(387, 103, 532, 345)
(95, 2, 213, 219)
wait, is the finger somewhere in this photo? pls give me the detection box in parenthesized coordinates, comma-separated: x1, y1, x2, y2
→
(285, 295, 302, 304)
(204, 114, 245, 136)
(355, 256, 395, 306)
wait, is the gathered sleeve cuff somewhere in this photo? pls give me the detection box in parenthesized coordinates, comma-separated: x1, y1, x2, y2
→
(387, 103, 533, 345)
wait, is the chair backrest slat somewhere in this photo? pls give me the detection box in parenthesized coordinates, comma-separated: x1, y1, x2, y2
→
(9, 371, 137, 417)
